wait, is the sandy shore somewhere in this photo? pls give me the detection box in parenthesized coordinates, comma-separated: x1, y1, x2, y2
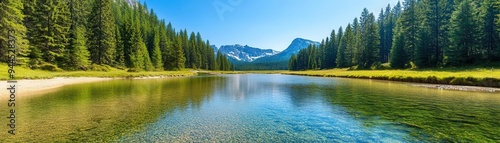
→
(0, 77, 113, 98)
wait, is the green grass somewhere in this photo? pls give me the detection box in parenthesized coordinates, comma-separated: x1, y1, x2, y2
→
(220, 70, 286, 74)
(195, 70, 286, 75)
(0, 64, 196, 80)
(283, 67, 500, 87)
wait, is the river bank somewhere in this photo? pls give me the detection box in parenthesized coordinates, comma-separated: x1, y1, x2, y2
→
(0, 77, 112, 98)
(0, 73, 198, 98)
(282, 68, 500, 92)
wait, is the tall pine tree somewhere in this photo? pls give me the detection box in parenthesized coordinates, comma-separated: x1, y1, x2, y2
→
(66, 0, 90, 70)
(88, 0, 116, 65)
(0, 0, 29, 64)
(446, 0, 479, 66)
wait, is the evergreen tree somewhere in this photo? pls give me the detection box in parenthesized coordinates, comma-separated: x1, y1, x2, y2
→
(289, 54, 298, 70)
(337, 26, 348, 68)
(400, 0, 419, 63)
(415, 0, 434, 68)
(393, 1, 403, 19)
(24, 0, 71, 66)
(359, 9, 380, 69)
(206, 40, 217, 70)
(172, 34, 186, 70)
(381, 4, 395, 63)
(88, 0, 116, 65)
(344, 24, 355, 67)
(159, 20, 173, 70)
(114, 24, 125, 67)
(446, 0, 479, 66)
(0, 0, 29, 63)
(378, 8, 386, 63)
(479, 0, 500, 62)
(150, 27, 163, 70)
(66, 26, 90, 70)
(319, 38, 327, 68)
(66, 0, 91, 70)
(121, 4, 134, 68)
(324, 30, 337, 68)
(352, 17, 362, 66)
(336, 27, 343, 48)
(188, 32, 200, 68)
(390, 22, 408, 69)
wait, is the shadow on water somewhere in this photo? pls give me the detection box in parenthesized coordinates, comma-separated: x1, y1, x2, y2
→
(0, 76, 223, 142)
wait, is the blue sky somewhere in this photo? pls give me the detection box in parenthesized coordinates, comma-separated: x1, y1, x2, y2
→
(144, 0, 401, 51)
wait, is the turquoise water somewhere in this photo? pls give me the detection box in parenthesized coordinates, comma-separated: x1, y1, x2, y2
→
(1, 74, 499, 142)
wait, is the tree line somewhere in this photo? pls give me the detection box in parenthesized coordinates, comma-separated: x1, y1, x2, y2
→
(0, 0, 232, 71)
(290, 0, 500, 71)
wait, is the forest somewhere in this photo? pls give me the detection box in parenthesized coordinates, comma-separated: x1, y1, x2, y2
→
(0, 0, 232, 72)
(289, 0, 500, 70)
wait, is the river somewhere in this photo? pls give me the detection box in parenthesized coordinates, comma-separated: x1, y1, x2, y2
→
(1, 74, 499, 142)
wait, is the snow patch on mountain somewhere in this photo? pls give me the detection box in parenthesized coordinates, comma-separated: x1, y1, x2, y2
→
(217, 45, 279, 62)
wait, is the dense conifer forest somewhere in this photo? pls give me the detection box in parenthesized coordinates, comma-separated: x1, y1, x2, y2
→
(0, 0, 232, 71)
(289, 0, 500, 70)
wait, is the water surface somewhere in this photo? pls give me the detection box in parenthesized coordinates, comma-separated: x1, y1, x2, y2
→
(1, 74, 499, 142)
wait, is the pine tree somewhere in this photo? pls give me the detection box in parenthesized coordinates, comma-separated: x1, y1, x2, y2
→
(390, 22, 407, 69)
(352, 17, 362, 66)
(344, 24, 354, 67)
(88, 0, 116, 65)
(382, 4, 395, 63)
(0, 0, 29, 64)
(324, 30, 337, 68)
(337, 26, 348, 68)
(206, 40, 216, 70)
(446, 0, 479, 66)
(188, 32, 201, 69)
(121, 4, 134, 68)
(289, 54, 298, 70)
(65, 0, 90, 70)
(415, 0, 434, 68)
(24, 0, 71, 66)
(173, 34, 186, 70)
(114, 24, 125, 67)
(479, 0, 500, 62)
(378, 8, 386, 63)
(393, 1, 403, 19)
(359, 9, 380, 69)
(336, 27, 343, 48)
(400, 0, 419, 63)
(159, 20, 173, 70)
(150, 27, 163, 70)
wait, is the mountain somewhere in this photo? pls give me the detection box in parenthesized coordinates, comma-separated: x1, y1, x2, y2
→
(217, 44, 279, 62)
(252, 38, 320, 63)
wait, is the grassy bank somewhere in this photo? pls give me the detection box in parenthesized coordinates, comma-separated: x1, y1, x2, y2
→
(283, 68, 500, 88)
(0, 64, 196, 80)
(196, 70, 286, 75)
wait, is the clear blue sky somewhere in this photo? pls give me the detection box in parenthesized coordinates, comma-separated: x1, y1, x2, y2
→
(144, 0, 400, 51)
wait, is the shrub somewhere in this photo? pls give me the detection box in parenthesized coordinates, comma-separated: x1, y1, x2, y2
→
(127, 68, 141, 72)
(89, 64, 111, 72)
(450, 77, 468, 85)
(40, 63, 63, 72)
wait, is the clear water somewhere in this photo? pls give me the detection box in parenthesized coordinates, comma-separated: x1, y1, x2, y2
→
(1, 74, 499, 142)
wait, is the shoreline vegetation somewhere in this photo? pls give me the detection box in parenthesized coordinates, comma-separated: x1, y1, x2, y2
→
(0, 64, 196, 80)
(282, 67, 500, 91)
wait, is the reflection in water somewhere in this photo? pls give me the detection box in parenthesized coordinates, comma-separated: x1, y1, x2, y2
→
(0, 76, 221, 142)
(1, 74, 499, 142)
